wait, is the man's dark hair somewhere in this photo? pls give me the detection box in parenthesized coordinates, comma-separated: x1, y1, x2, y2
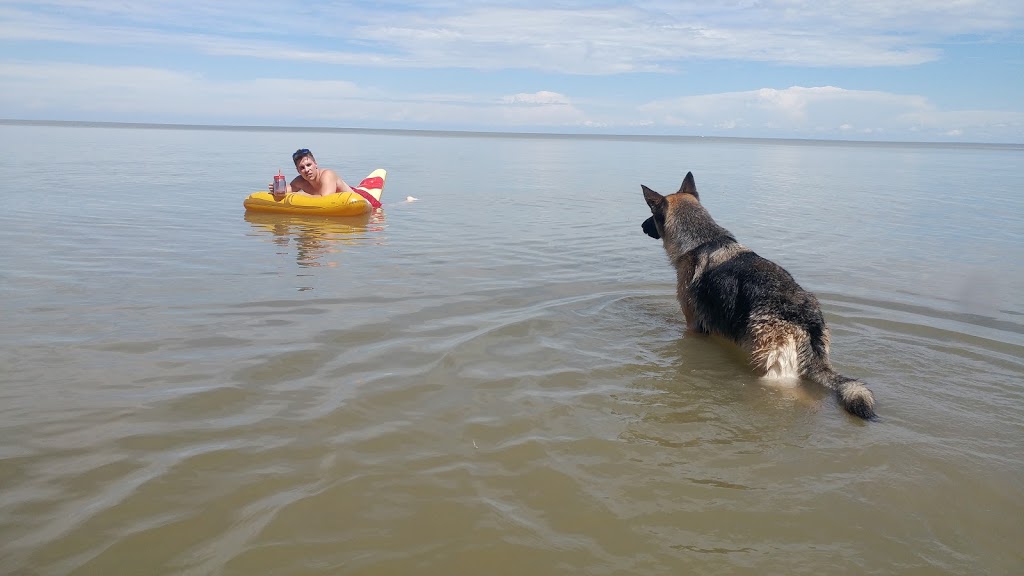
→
(292, 148, 314, 164)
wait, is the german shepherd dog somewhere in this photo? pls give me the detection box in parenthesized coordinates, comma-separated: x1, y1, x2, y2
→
(641, 172, 876, 420)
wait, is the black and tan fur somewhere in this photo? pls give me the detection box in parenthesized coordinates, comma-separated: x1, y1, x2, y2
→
(641, 172, 876, 420)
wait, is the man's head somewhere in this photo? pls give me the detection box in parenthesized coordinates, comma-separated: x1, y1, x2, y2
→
(292, 148, 319, 181)
(292, 148, 315, 166)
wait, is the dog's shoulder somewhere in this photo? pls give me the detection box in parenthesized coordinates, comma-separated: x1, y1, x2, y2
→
(690, 233, 746, 265)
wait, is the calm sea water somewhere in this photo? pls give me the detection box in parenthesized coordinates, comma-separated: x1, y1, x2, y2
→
(1, 123, 1022, 575)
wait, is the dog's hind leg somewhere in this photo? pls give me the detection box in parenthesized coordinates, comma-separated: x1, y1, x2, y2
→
(747, 314, 803, 380)
(749, 318, 876, 418)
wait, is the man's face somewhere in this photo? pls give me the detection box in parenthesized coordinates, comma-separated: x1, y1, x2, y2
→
(294, 156, 317, 180)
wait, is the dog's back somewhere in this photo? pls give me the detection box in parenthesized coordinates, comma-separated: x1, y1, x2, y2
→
(642, 173, 876, 420)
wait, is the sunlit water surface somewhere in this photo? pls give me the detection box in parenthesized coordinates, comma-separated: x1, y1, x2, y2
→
(1, 124, 1022, 575)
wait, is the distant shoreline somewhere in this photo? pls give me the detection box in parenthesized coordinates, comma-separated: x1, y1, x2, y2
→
(2, 118, 1020, 150)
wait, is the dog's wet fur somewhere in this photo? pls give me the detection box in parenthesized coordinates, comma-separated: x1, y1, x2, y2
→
(641, 172, 876, 420)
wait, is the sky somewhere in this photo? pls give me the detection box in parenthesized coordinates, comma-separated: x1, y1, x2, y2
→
(1, 0, 1023, 143)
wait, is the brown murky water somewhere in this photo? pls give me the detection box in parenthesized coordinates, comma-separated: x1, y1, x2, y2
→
(1, 124, 1022, 574)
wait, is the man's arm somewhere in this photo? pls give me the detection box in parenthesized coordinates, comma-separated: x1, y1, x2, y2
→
(289, 170, 345, 196)
(314, 170, 341, 196)
(335, 172, 355, 194)
(277, 170, 353, 197)
(288, 174, 307, 193)
(286, 176, 316, 196)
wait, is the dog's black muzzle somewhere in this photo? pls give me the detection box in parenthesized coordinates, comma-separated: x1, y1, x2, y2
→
(642, 216, 660, 239)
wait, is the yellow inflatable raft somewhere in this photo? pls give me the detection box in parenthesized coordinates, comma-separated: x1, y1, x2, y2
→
(244, 169, 386, 216)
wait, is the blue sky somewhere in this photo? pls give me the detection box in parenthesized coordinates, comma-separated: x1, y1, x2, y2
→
(2, 1, 1022, 142)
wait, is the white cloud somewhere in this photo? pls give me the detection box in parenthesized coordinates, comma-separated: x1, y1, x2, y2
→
(2, 60, 1019, 140)
(638, 86, 1023, 140)
(496, 92, 588, 125)
(0, 61, 591, 127)
(724, 0, 1024, 34)
(502, 92, 572, 105)
(2, 1, 1022, 71)
(349, 7, 946, 71)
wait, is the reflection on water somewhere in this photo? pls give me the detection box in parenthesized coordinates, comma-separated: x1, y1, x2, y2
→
(243, 210, 387, 268)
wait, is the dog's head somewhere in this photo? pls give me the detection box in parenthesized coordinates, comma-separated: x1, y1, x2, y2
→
(641, 172, 700, 240)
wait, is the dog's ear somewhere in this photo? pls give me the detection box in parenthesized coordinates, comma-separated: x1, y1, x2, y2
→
(641, 186, 665, 239)
(642, 185, 666, 213)
(678, 172, 699, 200)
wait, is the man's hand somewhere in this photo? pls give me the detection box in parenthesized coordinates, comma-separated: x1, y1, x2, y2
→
(269, 182, 287, 200)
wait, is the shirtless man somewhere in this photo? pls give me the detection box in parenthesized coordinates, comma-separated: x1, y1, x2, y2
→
(269, 149, 355, 199)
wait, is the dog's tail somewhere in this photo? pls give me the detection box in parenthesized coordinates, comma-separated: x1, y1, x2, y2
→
(804, 357, 877, 420)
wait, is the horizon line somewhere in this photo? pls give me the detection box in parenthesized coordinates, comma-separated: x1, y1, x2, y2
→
(2, 118, 1021, 150)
